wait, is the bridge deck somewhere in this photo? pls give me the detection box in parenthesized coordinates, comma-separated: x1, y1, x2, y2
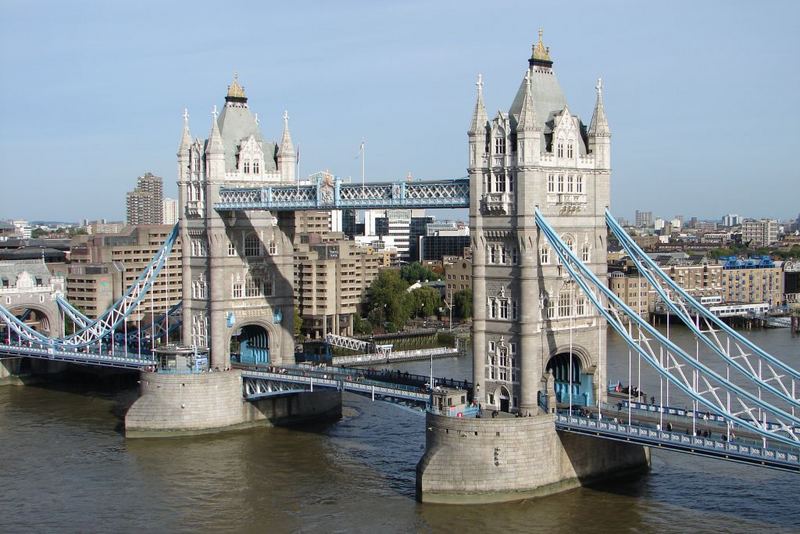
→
(0, 342, 154, 370)
(556, 414, 800, 473)
(241, 369, 431, 403)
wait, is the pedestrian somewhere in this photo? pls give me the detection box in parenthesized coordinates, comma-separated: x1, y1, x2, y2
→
(650, 395, 655, 405)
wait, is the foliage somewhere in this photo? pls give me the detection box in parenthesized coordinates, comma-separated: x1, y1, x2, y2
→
(453, 288, 472, 320)
(353, 314, 373, 335)
(368, 269, 414, 328)
(409, 286, 442, 318)
(400, 262, 441, 284)
(293, 307, 303, 338)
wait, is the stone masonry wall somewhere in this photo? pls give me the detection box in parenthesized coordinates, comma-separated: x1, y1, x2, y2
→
(416, 412, 649, 504)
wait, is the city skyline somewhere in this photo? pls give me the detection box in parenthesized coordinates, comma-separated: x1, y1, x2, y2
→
(1, 1, 798, 222)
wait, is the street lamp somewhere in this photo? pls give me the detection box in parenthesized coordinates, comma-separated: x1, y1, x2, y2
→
(443, 288, 453, 332)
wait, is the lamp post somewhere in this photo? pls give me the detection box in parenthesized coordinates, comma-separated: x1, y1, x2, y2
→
(444, 288, 453, 332)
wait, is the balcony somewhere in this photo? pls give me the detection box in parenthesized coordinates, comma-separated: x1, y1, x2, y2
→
(481, 192, 511, 215)
(185, 200, 203, 218)
(546, 192, 588, 213)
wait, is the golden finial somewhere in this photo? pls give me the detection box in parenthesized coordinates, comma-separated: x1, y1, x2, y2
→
(532, 28, 551, 62)
(227, 72, 246, 99)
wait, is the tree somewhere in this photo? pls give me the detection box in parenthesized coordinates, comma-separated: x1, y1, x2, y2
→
(368, 269, 413, 328)
(293, 307, 303, 339)
(400, 262, 441, 284)
(453, 288, 472, 320)
(353, 314, 373, 335)
(409, 286, 442, 318)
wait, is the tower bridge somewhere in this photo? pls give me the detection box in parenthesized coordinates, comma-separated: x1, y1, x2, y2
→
(0, 32, 797, 502)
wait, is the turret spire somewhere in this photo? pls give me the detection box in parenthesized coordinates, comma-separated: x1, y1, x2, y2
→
(279, 110, 295, 155)
(468, 73, 489, 135)
(225, 72, 247, 104)
(207, 106, 224, 155)
(277, 110, 296, 181)
(588, 77, 610, 137)
(529, 28, 553, 68)
(516, 70, 538, 131)
(178, 107, 192, 153)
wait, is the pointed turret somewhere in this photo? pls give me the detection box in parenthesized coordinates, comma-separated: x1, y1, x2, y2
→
(516, 71, 541, 166)
(225, 72, 247, 105)
(206, 105, 226, 183)
(516, 71, 537, 132)
(468, 74, 489, 135)
(178, 108, 192, 154)
(588, 77, 611, 169)
(529, 28, 553, 68)
(207, 106, 224, 155)
(588, 77, 610, 137)
(277, 110, 296, 182)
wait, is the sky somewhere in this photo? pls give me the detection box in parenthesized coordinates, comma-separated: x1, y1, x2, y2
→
(0, 0, 798, 223)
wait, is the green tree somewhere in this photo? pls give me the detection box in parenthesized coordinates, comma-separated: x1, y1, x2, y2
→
(400, 262, 441, 284)
(368, 269, 413, 328)
(453, 288, 472, 320)
(293, 307, 303, 339)
(409, 286, 442, 317)
(353, 314, 373, 335)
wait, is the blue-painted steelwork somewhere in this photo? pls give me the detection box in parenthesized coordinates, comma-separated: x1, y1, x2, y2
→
(234, 325, 270, 366)
(0, 342, 154, 369)
(0, 223, 179, 350)
(555, 414, 800, 474)
(214, 178, 470, 212)
(535, 210, 800, 449)
(606, 211, 800, 411)
(241, 369, 430, 403)
(56, 296, 90, 329)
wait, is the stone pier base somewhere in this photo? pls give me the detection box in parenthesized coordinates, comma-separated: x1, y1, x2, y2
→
(416, 412, 649, 504)
(125, 369, 341, 438)
(0, 358, 24, 386)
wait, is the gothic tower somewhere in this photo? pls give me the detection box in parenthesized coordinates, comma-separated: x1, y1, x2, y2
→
(177, 75, 297, 369)
(469, 31, 611, 415)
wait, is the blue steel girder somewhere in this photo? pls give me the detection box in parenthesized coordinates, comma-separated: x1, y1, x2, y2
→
(0, 223, 179, 350)
(534, 209, 800, 449)
(606, 211, 800, 407)
(555, 415, 800, 474)
(215, 178, 470, 212)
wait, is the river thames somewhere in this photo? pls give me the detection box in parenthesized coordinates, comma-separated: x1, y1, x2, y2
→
(1, 326, 798, 533)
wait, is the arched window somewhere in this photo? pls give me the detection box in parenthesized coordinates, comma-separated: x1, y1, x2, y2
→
(244, 234, 261, 257)
(268, 240, 277, 255)
(243, 161, 251, 174)
(253, 161, 260, 174)
(564, 236, 575, 254)
(547, 174, 555, 193)
(576, 175, 584, 193)
(557, 142, 564, 158)
(581, 244, 590, 262)
(567, 142, 574, 159)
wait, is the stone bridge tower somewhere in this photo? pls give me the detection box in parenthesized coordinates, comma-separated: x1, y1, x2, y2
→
(177, 76, 296, 369)
(469, 31, 611, 415)
(417, 33, 647, 505)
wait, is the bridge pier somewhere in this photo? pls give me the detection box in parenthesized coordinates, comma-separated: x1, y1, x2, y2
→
(0, 358, 25, 385)
(416, 412, 649, 504)
(125, 369, 341, 437)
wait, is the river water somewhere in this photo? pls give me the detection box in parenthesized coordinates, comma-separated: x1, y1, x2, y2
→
(1, 327, 798, 533)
